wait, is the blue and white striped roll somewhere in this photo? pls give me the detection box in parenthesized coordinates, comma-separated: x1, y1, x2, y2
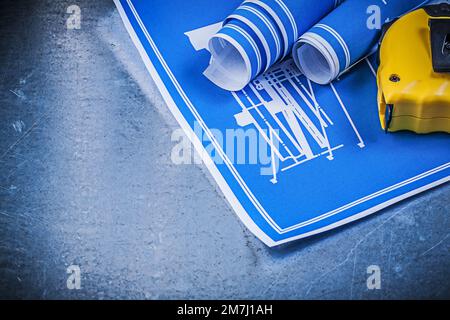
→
(293, 0, 430, 85)
(204, 0, 344, 91)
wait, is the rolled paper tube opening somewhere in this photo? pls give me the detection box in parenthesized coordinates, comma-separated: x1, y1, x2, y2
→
(293, 35, 339, 85)
(204, 35, 252, 91)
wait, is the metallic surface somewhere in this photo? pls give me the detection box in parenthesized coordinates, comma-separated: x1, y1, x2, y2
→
(0, 0, 448, 299)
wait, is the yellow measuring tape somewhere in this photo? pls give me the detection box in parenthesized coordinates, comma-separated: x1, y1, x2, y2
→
(377, 3, 450, 134)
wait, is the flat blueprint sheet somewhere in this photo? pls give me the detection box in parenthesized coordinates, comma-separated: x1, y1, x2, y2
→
(115, 0, 450, 246)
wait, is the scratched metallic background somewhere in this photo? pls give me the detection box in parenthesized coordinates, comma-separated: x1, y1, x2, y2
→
(0, 0, 449, 300)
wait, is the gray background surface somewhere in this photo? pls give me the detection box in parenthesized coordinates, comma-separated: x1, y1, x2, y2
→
(0, 0, 448, 299)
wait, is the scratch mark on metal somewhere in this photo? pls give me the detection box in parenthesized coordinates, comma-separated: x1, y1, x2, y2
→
(0, 210, 12, 218)
(9, 89, 26, 100)
(0, 114, 47, 161)
(304, 206, 412, 297)
(12, 120, 26, 133)
(349, 248, 358, 300)
(420, 233, 450, 257)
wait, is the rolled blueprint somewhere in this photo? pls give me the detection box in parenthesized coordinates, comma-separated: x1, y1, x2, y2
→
(293, 0, 430, 84)
(204, 0, 345, 91)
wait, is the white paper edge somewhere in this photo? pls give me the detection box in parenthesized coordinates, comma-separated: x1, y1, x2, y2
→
(204, 32, 253, 92)
(114, 0, 449, 247)
(293, 32, 340, 85)
(114, 0, 276, 246)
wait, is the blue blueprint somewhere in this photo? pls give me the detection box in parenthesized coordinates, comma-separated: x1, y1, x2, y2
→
(115, 0, 450, 246)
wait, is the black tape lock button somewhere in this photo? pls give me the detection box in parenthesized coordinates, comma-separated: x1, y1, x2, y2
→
(430, 18, 450, 73)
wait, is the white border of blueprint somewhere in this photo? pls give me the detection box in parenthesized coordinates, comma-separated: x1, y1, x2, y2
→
(114, 0, 449, 247)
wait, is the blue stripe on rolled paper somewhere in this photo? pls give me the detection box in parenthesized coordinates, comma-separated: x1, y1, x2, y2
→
(227, 19, 267, 75)
(241, 4, 282, 65)
(242, 0, 290, 58)
(223, 23, 262, 79)
(274, 0, 298, 39)
(316, 24, 350, 69)
(246, 0, 299, 52)
(207, 0, 346, 91)
(240, 2, 284, 62)
(227, 7, 277, 72)
(294, 0, 431, 84)
(312, 24, 350, 70)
